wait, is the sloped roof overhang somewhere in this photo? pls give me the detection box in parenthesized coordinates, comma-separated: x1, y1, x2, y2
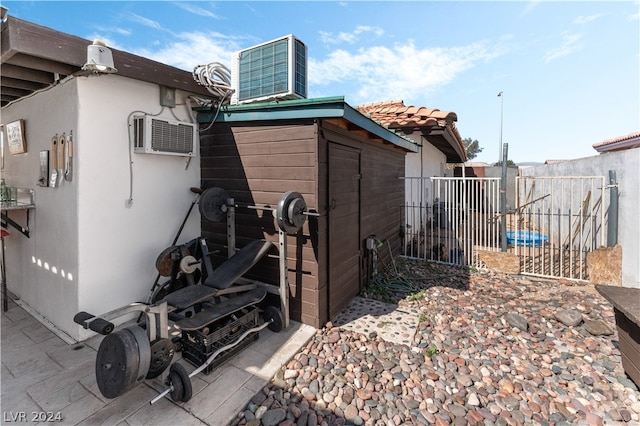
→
(357, 100, 467, 163)
(196, 96, 420, 153)
(1, 16, 212, 107)
(592, 132, 640, 153)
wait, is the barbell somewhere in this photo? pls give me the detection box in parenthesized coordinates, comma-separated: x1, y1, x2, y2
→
(198, 187, 318, 234)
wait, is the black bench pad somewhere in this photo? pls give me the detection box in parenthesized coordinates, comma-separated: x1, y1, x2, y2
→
(204, 240, 274, 289)
(175, 287, 267, 331)
(162, 240, 273, 310)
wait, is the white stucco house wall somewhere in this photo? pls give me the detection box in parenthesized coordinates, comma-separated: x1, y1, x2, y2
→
(1, 17, 213, 341)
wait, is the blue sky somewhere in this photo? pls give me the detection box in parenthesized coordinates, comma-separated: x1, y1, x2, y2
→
(4, 1, 639, 163)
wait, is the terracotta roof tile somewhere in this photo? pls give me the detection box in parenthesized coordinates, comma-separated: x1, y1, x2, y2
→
(405, 106, 420, 115)
(356, 99, 467, 162)
(357, 100, 458, 129)
(592, 131, 640, 148)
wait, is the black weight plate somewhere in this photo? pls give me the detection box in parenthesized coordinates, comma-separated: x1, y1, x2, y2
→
(95, 328, 140, 399)
(128, 325, 151, 382)
(198, 187, 229, 223)
(277, 191, 306, 234)
(146, 338, 175, 379)
(262, 305, 284, 333)
(168, 363, 192, 402)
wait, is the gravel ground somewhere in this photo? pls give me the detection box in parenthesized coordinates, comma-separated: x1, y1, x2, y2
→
(229, 260, 640, 426)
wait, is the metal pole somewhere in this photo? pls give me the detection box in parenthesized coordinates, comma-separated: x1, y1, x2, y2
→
(498, 91, 504, 163)
(607, 170, 618, 247)
(500, 143, 508, 251)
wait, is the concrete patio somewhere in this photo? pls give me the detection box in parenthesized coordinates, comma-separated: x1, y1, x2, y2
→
(1, 296, 316, 425)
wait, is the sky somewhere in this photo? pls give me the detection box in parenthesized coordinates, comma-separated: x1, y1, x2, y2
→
(4, 1, 639, 164)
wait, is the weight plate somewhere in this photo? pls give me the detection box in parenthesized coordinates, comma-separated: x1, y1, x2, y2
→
(96, 328, 141, 399)
(276, 191, 307, 234)
(146, 338, 175, 379)
(199, 187, 229, 223)
(179, 255, 199, 275)
(288, 197, 307, 230)
(128, 325, 151, 383)
(262, 305, 284, 333)
(168, 363, 192, 402)
(155, 246, 181, 277)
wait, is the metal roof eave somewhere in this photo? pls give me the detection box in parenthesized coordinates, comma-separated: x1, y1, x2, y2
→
(196, 96, 419, 153)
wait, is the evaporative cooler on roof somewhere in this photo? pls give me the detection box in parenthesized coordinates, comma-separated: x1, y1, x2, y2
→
(231, 34, 307, 105)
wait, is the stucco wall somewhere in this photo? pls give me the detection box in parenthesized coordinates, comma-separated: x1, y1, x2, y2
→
(520, 150, 640, 288)
(2, 75, 202, 340)
(405, 136, 446, 180)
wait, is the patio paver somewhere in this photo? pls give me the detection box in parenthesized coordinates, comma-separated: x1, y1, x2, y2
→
(1, 297, 316, 425)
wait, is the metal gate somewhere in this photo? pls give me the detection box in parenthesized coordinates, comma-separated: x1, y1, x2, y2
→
(401, 177, 502, 266)
(401, 175, 607, 280)
(514, 176, 605, 280)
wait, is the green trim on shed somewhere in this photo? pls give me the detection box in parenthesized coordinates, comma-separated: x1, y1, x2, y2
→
(195, 96, 419, 153)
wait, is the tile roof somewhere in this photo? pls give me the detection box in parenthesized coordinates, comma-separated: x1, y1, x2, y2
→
(357, 100, 458, 128)
(592, 131, 640, 151)
(357, 100, 466, 163)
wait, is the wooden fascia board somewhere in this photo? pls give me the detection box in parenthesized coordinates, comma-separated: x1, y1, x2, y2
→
(1, 16, 211, 96)
(1, 17, 85, 66)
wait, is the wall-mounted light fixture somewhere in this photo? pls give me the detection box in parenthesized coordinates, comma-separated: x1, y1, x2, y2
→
(82, 40, 117, 74)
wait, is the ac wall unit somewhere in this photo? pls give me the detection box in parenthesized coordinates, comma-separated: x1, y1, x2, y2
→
(132, 115, 197, 157)
(231, 34, 307, 105)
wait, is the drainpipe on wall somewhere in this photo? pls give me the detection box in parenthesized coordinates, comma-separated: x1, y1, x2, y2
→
(607, 170, 618, 247)
(500, 143, 509, 252)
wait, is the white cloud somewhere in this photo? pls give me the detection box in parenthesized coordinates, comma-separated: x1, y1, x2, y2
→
(573, 14, 603, 25)
(309, 40, 505, 104)
(128, 13, 163, 30)
(113, 27, 132, 36)
(92, 26, 132, 37)
(174, 3, 222, 19)
(543, 33, 583, 63)
(319, 26, 384, 45)
(133, 31, 244, 71)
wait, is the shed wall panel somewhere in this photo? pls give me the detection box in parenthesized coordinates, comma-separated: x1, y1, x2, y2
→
(320, 122, 406, 300)
(200, 121, 323, 327)
(199, 118, 407, 329)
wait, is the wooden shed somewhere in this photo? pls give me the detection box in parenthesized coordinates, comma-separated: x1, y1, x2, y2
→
(196, 97, 418, 328)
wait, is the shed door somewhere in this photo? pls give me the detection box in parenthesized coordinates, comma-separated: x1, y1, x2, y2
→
(328, 143, 361, 318)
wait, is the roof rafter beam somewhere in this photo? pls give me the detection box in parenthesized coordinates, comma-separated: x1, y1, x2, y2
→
(1, 63, 54, 84)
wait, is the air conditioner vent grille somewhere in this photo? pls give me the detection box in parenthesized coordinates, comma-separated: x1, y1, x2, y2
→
(150, 119, 194, 153)
(133, 115, 197, 157)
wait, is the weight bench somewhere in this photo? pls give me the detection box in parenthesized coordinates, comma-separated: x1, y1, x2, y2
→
(162, 239, 274, 330)
(73, 187, 311, 405)
(163, 239, 273, 310)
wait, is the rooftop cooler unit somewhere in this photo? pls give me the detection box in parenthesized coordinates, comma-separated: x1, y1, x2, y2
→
(133, 115, 197, 157)
(231, 34, 307, 105)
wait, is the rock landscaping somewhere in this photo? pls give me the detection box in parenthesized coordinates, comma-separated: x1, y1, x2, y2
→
(229, 260, 640, 425)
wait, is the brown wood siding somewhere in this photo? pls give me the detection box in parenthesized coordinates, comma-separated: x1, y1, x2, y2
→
(320, 121, 406, 315)
(199, 121, 323, 327)
(327, 142, 361, 318)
